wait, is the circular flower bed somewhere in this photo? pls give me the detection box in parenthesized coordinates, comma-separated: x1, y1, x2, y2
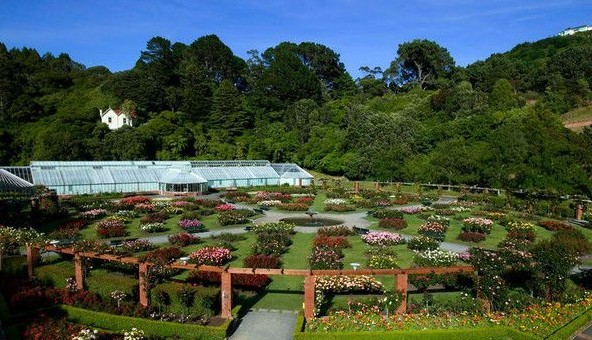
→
(189, 246, 232, 266)
(362, 231, 404, 246)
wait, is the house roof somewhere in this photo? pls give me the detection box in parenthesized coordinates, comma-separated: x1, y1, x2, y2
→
(100, 107, 137, 118)
(0, 169, 34, 194)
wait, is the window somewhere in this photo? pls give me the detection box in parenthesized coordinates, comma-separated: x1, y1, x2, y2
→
(108, 117, 112, 123)
(123, 118, 127, 124)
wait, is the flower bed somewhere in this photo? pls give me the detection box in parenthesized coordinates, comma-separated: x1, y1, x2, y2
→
(457, 231, 487, 243)
(120, 239, 156, 253)
(361, 231, 404, 246)
(134, 203, 156, 213)
(189, 246, 232, 266)
(317, 225, 356, 236)
(215, 203, 235, 212)
(414, 249, 459, 267)
(369, 209, 404, 219)
(277, 203, 310, 211)
(325, 198, 348, 205)
(95, 219, 127, 238)
(378, 218, 407, 230)
(462, 217, 494, 234)
(306, 295, 592, 338)
(168, 233, 200, 247)
(243, 254, 281, 268)
(407, 235, 439, 251)
(177, 219, 204, 232)
(505, 221, 537, 242)
(324, 204, 356, 212)
(140, 222, 166, 233)
(367, 253, 398, 269)
(538, 220, 575, 231)
(316, 275, 384, 294)
(187, 271, 270, 290)
(313, 235, 351, 249)
(81, 209, 107, 219)
(418, 221, 447, 241)
(309, 247, 343, 269)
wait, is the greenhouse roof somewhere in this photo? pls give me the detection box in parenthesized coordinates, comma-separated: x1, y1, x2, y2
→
(194, 166, 279, 180)
(159, 169, 207, 184)
(271, 163, 313, 179)
(0, 169, 34, 193)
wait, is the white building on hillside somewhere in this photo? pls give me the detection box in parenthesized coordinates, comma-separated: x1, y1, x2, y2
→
(559, 25, 592, 36)
(99, 107, 135, 130)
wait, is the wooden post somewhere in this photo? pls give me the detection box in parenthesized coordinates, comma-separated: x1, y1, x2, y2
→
(26, 244, 39, 279)
(395, 273, 408, 314)
(576, 204, 584, 220)
(221, 271, 232, 319)
(138, 263, 150, 307)
(354, 181, 360, 193)
(74, 254, 85, 290)
(304, 275, 316, 321)
(298, 178, 303, 188)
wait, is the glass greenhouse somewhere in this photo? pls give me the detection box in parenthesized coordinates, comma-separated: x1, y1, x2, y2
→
(0, 160, 313, 195)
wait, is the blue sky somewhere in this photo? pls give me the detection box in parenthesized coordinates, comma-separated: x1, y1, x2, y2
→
(1, 0, 591, 78)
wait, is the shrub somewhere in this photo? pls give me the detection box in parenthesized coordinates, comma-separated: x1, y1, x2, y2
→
(58, 219, 87, 230)
(48, 228, 81, 241)
(552, 229, 592, 256)
(81, 209, 108, 219)
(361, 231, 404, 246)
(313, 235, 351, 249)
(538, 220, 575, 232)
(134, 203, 156, 213)
(143, 247, 184, 265)
(243, 254, 281, 268)
(317, 225, 356, 236)
(296, 196, 314, 205)
(418, 221, 447, 241)
(177, 219, 205, 232)
(427, 214, 450, 226)
(120, 239, 156, 253)
(218, 210, 251, 226)
(324, 204, 355, 212)
(168, 233, 200, 247)
(367, 254, 398, 269)
(251, 221, 294, 234)
(187, 270, 270, 290)
(140, 222, 167, 233)
(309, 247, 343, 269)
(462, 217, 494, 234)
(215, 203, 235, 212)
(316, 275, 383, 294)
(120, 196, 151, 206)
(95, 219, 127, 238)
(369, 209, 404, 219)
(277, 203, 310, 211)
(252, 234, 292, 256)
(458, 231, 487, 243)
(141, 212, 169, 224)
(407, 235, 439, 251)
(378, 217, 408, 230)
(414, 249, 459, 267)
(189, 246, 232, 266)
(211, 232, 247, 242)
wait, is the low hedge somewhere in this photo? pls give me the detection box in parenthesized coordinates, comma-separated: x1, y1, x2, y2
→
(62, 305, 230, 339)
(294, 326, 537, 339)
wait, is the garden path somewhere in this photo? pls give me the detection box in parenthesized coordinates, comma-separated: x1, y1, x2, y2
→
(228, 310, 298, 340)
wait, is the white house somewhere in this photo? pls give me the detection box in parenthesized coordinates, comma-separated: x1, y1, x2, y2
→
(99, 107, 135, 130)
(559, 25, 592, 36)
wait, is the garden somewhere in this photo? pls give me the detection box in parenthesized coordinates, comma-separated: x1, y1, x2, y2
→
(1, 181, 592, 339)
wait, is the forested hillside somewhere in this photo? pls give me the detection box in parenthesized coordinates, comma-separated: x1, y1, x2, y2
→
(1, 33, 592, 194)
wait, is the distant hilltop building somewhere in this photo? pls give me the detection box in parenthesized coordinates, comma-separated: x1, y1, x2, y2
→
(99, 107, 135, 130)
(559, 25, 592, 36)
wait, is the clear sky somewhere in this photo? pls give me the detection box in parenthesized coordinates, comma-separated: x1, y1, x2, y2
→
(1, 0, 591, 78)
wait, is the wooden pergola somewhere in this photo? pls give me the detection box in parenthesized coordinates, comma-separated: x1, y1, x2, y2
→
(27, 244, 474, 321)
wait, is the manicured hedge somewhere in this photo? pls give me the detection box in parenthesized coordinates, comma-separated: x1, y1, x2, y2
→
(62, 305, 230, 339)
(294, 327, 537, 339)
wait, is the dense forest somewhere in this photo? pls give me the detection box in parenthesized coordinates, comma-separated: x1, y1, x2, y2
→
(1, 33, 592, 194)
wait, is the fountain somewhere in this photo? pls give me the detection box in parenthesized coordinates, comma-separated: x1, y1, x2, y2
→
(280, 210, 344, 227)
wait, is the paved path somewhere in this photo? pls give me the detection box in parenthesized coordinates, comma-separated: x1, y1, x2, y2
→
(228, 310, 298, 340)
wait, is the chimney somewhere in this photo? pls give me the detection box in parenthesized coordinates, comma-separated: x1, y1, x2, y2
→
(99, 109, 103, 116)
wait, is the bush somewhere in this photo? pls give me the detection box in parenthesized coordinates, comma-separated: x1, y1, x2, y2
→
(187, 271, 270, 290)
(313, 235, 351, 249)
(462, 217, 494, 234)
(218, 210, 252, 226)
(457, 231, 486, 243)
(407, 235, 439, 251)
(120, 239, 157, 253)
(367, 254, 398, 269)
(140, 222, 166, 233)
(277, 203, 310, 211)
(538, 220, 575, 231)
(141, 212, 169, 224)
(418, 222, 447, 241)
(189, 247, 232, 266)
(95, 219, 127, 238)
(552, 229, 592, 256)
(168, 233, 200, 247)
(210, 232, 247, 242)
(309, 246, 343, 269)
(243, 254, 281, 268)
(369, 209, 404, 219)
(378, 218, 407, 230)
(317, 225, 356, 236)
(143, 247, 184, 265)
(361, 231, 404, 246)
(177, 219, 205, 232)
(324, 204, 356, 212)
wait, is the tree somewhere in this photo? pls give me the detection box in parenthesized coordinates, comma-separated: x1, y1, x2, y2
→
(488, 79, 520, 112)
(386, 39, 455, 90)
(209, 79, 249, 135)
